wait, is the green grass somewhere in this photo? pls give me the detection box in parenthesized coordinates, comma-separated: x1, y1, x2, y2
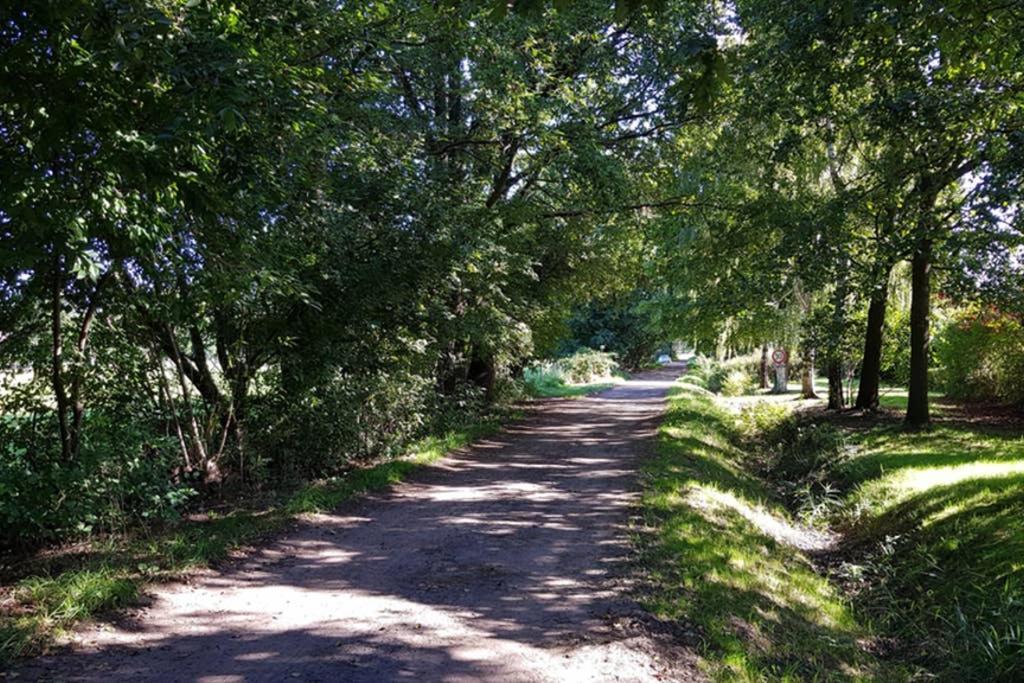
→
(736, 388, 1024, 679)
(640, 367, 1024, 678)
(638, 384, 895, 681)
(523, 375, 619, 398)
(0, 417, 504, 665)
(522, 363, 623, 398)
(827, 420, 1024, 679)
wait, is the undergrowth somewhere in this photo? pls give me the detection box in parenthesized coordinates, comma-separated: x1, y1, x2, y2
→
(523, 348, 624, 398)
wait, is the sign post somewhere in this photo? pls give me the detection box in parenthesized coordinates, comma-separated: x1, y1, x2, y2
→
(771, 348, 789, 394)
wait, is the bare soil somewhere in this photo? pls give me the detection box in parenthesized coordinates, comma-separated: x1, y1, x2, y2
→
(11, 364, 701, 682)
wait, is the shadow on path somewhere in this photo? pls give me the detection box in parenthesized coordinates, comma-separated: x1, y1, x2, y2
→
(14, 364, 699, 682)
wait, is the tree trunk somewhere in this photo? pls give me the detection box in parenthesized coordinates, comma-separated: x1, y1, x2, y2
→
(468, 351, 497, 401)
(759, 344, 769, 389)
(801, 349, 819, 399)
(855, 269, 891, 410)
(826, 257, 849, 409)
(50, 253, 71, 461)
(827, 358, 845, 409)
(906, 238, 932, 428)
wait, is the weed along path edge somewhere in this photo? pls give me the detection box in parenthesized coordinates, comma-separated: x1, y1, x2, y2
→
(14, 363, 700, 682)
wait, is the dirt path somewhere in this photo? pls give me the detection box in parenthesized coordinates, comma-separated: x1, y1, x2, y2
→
(15, 364, 700, 682)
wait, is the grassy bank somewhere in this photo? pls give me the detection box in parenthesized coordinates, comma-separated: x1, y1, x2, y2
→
(0, 417, 504, 665)
(815, 404, 1024, 679)
(639, 384, 895, 680)
(644, 373, 1024, 680)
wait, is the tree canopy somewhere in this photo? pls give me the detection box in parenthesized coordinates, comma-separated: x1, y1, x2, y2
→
(1, 0, 1022, 543)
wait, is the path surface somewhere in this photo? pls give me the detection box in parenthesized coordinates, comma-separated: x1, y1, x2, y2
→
(16, 364, 700, 682)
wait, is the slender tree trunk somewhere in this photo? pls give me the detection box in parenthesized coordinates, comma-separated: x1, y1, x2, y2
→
(759, 344, 769, 389)
(50, 253, 71, 461)
(906, 238, 932, 428)
(855, 267, 891, 410)
(167, 328, 210, 471)
(156, 355, 192, 471)
(826, 259, 850, 409)
(801, 349, 819, 399)
(827, 359, 845, 409)
(67, 269, 112, 459)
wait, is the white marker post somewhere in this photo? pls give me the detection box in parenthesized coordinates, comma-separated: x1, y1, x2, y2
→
(771, 348, 789, 394)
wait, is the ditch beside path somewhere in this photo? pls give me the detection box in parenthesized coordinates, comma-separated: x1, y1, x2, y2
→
(14, 363, 700, 682)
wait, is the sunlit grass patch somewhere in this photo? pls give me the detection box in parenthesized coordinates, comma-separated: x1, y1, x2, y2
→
(824, 421, 1024, 677)
(522, 351, 625, 399)
(837, 425, 1024, 530)
(638, 385, 893, 681)
(523, 376, 619, 398)
(745, 397, 1024, 678)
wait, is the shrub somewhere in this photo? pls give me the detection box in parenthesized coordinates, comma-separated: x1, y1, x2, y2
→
(880, 306, 912, 386)
(555, 348, 620, 384)
(736, 401, 789, 439)
(522, 349, 621, 397)
(0, 410, 193, 550)
(721, 369, 755, 397)
(561, 292, 661, 369)
(935, 307, 1024, 404)
(250, 365, 467, 481)
(687, 353, 760, 395)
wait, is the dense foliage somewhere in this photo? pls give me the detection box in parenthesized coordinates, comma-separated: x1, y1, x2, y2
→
(0, 0, 721, 546)
(2, 0, 1024, 677)
(935, 307, 1024, 405)
(2, 0, 1021, 546)
(559, 291, 662, 369)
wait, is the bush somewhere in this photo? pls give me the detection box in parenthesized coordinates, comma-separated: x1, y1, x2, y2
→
(522, 349, 621, 397)
(687, 353, 759, 395)
(736, 401, 789, 439)
(935, 307, 1024, 404)
(250, 365, 485, 481)
(561, 292, 661, 369)
(0, 410, 193, 550)
(880, 306, 912, 386)
(554, 348, 620, 384)
(721, 369, 755, 397)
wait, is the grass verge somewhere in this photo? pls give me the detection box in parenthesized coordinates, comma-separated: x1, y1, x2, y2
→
(638, 383, 896, 681)
(741, 389, 1024, 679)
(826, 418, 1024, 678)
(0, 417, 504, 666)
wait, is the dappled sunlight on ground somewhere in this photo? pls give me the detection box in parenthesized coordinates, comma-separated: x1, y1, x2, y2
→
(14, 364, 700, 682)
(639, 384, 885, 681)
(690, 486, 835, 552)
